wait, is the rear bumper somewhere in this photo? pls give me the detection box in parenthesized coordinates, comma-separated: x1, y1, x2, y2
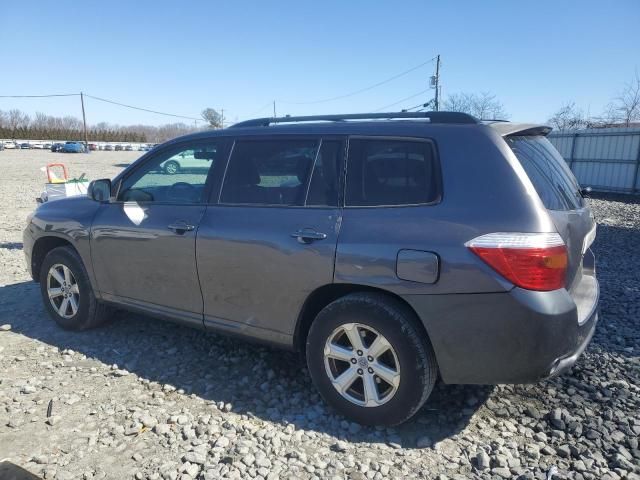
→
(403, 251, 599, 384)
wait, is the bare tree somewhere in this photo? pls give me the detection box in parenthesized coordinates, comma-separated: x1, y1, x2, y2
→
(442, 91, 509, 119)
(442, 93, 473, 113)
(604, 71, 640, 127)
(7, 109, 30, 134)
(201, 108, 222, 129)
(547, 102, 589, 131)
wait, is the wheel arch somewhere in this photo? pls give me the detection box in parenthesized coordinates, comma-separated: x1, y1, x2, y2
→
(294, 283, 433, 356)
(31, 235, 77, 280)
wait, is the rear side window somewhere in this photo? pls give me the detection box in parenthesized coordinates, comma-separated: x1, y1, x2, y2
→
(221, 139, 318, 205)
(507, 136, 583, 211)
(346, 139, 439, 206)
(306, 140, 343, 207)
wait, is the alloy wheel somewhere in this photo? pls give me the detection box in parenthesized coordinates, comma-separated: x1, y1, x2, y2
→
(323, 323, 400, 407)
(47, 263, 80, 319)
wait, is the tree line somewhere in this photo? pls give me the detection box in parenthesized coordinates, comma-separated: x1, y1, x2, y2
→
(0, 109, 204, 143)
(547, 72, 640, 131)
(432, 73, 640, 132)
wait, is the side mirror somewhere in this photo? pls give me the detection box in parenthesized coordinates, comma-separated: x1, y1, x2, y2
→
(580, 186, 592, 198)
(88, 179, 112, 202)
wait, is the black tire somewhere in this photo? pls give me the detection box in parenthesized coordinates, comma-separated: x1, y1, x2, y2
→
(306, 292, 437, 426)
(164, 160, 180, 175)
(39, 246, 110, 330)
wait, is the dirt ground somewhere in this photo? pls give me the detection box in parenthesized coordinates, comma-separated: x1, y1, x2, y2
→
(0, 149, 638, 480)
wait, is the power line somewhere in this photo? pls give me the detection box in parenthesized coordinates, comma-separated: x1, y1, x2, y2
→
(373, 88, 432, 112)
(0, 93, 79, 98)
(83, 94, 202, 121)
(280, 56, 437, 105)
(246, 101, 275, 117)
(402, 99, 434, 112)
(1, 91, 206, 122)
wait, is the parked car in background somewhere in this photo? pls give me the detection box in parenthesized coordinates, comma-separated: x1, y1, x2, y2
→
(51, 143, 65, 152)
(62, 142, 84, 153)
(30, 143, 44, 149)
(103, 144, 114, 151)
(23, 112, 599, 426)
(0, 142, 4, 151)
(20, 143, 31, 149)
(159, 149, 215, 174)
(88, 143, 98, 151)
(3, 141, 18, 149)
(125, 145, 134, 151)
(114, 145, 123, 151)
(43, 143, 52, 150)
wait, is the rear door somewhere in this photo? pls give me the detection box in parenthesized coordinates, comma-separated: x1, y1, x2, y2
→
(196, 136, 344, 344)
(506, 135, 596, 289)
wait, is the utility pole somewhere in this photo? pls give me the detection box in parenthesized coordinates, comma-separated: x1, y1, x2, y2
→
(221, 109, 224, 129)
(434, 54, 440, 112)
(273, 101, 276, 118)
(80, 92, 89, 152)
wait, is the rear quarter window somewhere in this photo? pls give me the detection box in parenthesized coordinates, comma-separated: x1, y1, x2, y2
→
(506, 136, 583, 211)
(346, 138, 440, 206)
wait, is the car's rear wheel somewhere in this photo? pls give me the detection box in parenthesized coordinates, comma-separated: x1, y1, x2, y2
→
(164, 160, 179, 175)
(39, 246, 110, 330)
(306, 292, 438, 426)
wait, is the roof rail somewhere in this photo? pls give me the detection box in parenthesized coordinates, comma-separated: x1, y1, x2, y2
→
(230, 111, 479, 128)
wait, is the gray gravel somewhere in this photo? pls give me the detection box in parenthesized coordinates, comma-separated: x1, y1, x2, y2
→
(0, 149, 639, 480)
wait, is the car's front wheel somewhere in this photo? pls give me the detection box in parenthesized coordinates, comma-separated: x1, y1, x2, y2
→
(164, 160, 179, 175)
(306, 292, 438, 426)
(39, 246, 110, 330)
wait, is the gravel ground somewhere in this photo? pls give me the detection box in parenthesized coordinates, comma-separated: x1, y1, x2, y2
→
(0, 149, 638, 480)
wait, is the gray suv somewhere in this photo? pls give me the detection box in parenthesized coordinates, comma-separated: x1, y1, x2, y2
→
(23, 112, 599, 426)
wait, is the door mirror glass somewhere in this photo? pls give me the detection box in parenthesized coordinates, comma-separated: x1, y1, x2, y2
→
(88, 179, 112, 202)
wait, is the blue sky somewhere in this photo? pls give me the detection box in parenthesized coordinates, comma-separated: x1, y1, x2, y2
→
(2, 0, 639, 126)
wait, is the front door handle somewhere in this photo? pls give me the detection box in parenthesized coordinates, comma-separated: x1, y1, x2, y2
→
(291, 228, 327, 244)
(168, 222, 195, 234)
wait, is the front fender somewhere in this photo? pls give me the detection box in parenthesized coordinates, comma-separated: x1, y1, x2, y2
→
(26, 196, 101, 296)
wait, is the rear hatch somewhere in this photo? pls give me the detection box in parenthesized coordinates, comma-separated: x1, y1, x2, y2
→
(498, 125, 596, 294)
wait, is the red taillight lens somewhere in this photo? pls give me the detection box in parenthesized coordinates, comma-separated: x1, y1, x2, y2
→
(466, 233, 568, 291)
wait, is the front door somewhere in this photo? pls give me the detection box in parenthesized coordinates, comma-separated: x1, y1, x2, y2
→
(196, 137, 344, 344)
(91, 139, 228, 324)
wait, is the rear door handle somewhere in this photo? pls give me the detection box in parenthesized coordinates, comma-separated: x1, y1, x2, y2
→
(168, 222, 195, 234)
(291, 228, 327, 244)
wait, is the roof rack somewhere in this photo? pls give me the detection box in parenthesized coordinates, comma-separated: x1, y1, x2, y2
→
(230, 111, 479, 128)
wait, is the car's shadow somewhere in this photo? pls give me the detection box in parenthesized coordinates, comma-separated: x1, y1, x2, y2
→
(0, 279, 490, 448)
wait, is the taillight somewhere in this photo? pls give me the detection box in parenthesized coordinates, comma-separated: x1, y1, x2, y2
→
(466, 232, 567, 291)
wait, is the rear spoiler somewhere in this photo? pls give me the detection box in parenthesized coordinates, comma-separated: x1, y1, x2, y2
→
(487, 122, 552, 137)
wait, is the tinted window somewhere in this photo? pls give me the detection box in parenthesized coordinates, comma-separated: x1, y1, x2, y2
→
(221, 139, 318, 205)
(306, 140, 342, 207)
(507, 136, 583, 211)
(118, 142, 220, 203)
(346, 139, 439, 206)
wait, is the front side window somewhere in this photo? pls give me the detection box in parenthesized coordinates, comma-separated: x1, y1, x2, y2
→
(346, 139, 439, 206)
(220, 139, 319, 205)
(118, 141, 220, 203)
